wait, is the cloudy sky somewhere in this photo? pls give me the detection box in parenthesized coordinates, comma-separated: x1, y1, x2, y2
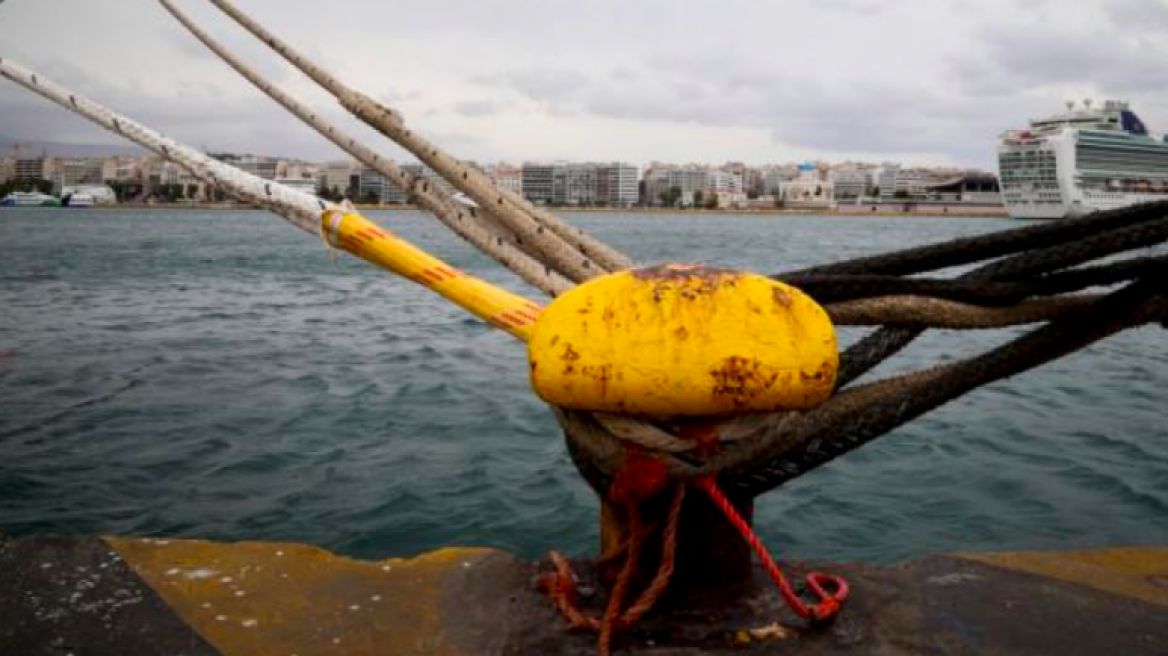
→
(2, 0, 1167, 169)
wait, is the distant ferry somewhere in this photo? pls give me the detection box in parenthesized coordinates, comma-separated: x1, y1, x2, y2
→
(0, 191, 62, 207)
(998, 100, 1168, 219)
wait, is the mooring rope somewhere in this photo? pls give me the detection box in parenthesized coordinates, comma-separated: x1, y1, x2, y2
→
(156, 0, 574, 298)
(201, 0, 635, 279)
(784, 199, 1168, 278)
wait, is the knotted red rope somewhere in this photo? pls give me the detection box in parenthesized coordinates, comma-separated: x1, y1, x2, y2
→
(537, 450, 685, 656)
(692, 474, 849, 622)
(538, 446, 850, 655)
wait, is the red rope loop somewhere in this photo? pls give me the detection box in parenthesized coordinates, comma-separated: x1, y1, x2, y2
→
(536, 451, 686, 656)
(692, 474, 849, 622)
(538, 450, 850, 655)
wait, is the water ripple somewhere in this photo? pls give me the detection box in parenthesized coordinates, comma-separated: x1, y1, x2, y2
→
(1, 209, 1165, 564)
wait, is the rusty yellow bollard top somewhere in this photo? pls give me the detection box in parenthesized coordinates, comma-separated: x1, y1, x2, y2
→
(528, 264, 839, 417)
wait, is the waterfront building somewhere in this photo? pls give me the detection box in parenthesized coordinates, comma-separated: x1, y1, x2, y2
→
(141, 159, 209, 200)
(668, 166, 708, 206)
(830, 169, 871, 201)
(486, 163, 524, 196)
(762, 169, 786, 197)
(235, 156, 278, 181)
(320, 161, 361, 198)
(280, 161, 319, 182)
(642, 164, 674, 206)
(522, 162, 557, 205)
(0, 157, 14, 184)
(101, 157, 143, 184)
(275, 177, 318, 196)
(597, 163, 639, 207)
(782, 163, 834, 209)
(358, 167, 407, 204)
(14, 156, 47, 182)
(742, 167, 766, 199)
(402, 163, 455, 199)
(876, 165, 930, 200)
(705, 170, 743, 195)
(561, 163, 598, 205)
(922, 171, 1001, 203)
(51, 157, 105, 194)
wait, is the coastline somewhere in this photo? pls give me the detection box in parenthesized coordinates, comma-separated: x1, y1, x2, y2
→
(22, 202, 1011, 219)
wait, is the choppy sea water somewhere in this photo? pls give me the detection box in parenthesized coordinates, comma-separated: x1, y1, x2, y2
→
(1, 208, 1165, 564)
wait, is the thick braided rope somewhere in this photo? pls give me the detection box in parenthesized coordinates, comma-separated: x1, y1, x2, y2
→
(826, 294, 1101, 328)
(562, 281, 1166, 491)
(836, 213, 1168, 388)
(783, 254, 1168, 305)
(720, 280, 1168, 496)
(0, 56, 327, 234)
(204, 0, 633, 280)
(784, 199, 1168, 278)
(158, 0, 573, 298)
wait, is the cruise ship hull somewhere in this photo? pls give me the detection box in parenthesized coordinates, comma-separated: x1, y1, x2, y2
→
(998, 101, 1168, 220)
(1004, 190, 1168, 220)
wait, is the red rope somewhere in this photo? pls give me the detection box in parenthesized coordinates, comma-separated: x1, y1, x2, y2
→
(536, 452, 688, 656)
(538, 449, 849, 654)
(692, 475, 849, 622)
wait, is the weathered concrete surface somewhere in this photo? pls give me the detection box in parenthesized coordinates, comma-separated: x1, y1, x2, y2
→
(3, 534, 1167, 655)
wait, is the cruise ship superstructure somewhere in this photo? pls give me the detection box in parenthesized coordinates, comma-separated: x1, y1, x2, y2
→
(998, 100, 1168, 219)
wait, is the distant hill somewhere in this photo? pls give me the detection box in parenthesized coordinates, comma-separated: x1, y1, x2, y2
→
(0, 135, 145, 158)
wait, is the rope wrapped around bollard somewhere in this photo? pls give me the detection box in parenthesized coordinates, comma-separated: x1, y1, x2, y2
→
(542, 205, 1166, 655)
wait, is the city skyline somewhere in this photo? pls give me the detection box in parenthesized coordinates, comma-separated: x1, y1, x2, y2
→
(2, 0, 1167, 170)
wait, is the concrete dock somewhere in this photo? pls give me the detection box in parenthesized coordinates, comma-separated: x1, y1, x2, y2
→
(3, 534, 1166, 655)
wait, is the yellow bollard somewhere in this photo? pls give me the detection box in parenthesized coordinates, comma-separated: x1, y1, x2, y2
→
(527, 264, 838, 417)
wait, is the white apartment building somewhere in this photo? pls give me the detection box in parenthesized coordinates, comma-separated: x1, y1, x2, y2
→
(782, 164, 834, 209)
(522, 162, 558, 205)
(51, 157, 105, 193)
(358, 167, 407, 204)
(597, 163, 639, 207)
(102, 157, 143, 185)
(642, 165, 673, 206)
(486, 163, 523, 196)
(830, 169, 871, 201)
(236, 156, 278, 181)
(15, 157, 47, 182)
(878, 166, 930, 199)
(320, 161, 362, 198)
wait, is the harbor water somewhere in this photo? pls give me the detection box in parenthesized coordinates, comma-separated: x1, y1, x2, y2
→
(1, 208, 1165, 564)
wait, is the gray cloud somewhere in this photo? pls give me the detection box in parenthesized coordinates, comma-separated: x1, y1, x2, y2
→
(1, 0, 1164, 168)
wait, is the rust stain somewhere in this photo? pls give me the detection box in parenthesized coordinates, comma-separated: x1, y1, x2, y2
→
(579, 364, 613, 398)
(709, 356, 779, 406)
(634, 264, 743, 302)
(631, 263, 737, 282)
(772, 286, 793, 308)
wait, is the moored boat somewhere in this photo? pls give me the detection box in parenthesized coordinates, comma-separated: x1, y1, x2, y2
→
(0, 191, 62, 207)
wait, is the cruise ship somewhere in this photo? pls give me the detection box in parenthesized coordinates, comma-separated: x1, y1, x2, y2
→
(998, 100, 1168, 219)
